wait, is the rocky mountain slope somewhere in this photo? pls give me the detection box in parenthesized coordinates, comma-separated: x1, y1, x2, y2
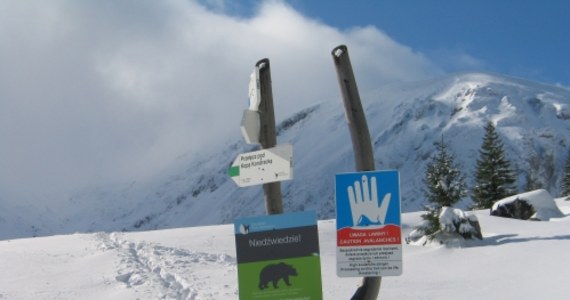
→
(2, 72, 569, 239)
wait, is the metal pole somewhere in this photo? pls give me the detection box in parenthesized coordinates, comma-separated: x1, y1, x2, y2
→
(331, 45, 381, 300)
(256, 59, 284, 215)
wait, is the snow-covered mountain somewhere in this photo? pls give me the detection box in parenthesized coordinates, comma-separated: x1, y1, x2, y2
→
(2, 72, 569, 239)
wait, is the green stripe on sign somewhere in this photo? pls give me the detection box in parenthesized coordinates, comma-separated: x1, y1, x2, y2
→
(228, 166, 240, 177)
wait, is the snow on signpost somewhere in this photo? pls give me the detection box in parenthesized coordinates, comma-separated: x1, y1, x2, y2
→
(240, 69, 262, 144)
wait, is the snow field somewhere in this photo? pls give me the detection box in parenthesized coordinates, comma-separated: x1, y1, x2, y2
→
(0, 199, 568, 299)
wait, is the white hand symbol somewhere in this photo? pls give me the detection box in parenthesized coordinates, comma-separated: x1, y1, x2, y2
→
(347, 175, 391, 226)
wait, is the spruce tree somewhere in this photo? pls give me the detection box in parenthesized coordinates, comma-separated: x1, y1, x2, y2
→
(423, 137, 467, 207)
(418, 137, 467, 239)
(472, 121, 517, 209)
(415, 204, 441, 240)
(562, 152, 570, 199)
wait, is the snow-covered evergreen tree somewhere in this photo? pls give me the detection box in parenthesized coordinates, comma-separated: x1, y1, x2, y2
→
(408, 204, 441, 242)
(562, 152, 570, 199)
(472, 121, 517, 209)
(423, 137, 467, 207)
(412, 137, 467, 241)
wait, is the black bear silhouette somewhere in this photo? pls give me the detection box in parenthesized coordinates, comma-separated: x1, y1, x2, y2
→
(258, 262, 298, 290)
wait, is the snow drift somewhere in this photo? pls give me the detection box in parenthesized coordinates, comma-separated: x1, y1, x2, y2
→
(0, 199, 568, 299)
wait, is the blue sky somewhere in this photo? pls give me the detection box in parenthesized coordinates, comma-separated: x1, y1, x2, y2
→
(0, 0, 568, 199)
(277, 0, 570, 86)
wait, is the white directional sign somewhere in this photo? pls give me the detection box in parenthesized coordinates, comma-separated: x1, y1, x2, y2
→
(240, 109, 260, 144)
(229, 144, 293, 187)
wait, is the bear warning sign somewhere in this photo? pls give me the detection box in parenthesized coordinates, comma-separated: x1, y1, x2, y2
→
(234, 211, 323, 300)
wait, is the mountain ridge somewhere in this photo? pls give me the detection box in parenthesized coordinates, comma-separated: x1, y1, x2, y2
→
(1, 72, 569, 239)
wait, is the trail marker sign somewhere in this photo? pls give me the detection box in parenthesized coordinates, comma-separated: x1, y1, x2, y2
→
(335, 170, 403, 277)
(228, 144, 293, 187)
(240, 109, 260, 144)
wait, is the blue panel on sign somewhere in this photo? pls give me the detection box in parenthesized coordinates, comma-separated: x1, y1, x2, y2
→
(234, 210, 317, 234)
(336, 170, 401, 230)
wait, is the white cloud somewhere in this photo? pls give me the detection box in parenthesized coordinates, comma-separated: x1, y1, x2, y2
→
(0, 0, 441, 199)
(426, 47, 489, 73)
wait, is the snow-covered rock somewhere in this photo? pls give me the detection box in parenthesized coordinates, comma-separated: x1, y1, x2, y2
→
(491, 189, 564, 221)
(439, 207, 483, 239)
(407, 206, 482, 247)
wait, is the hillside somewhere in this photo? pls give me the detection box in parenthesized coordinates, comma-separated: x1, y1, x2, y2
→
(1, 72, 569, 239)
